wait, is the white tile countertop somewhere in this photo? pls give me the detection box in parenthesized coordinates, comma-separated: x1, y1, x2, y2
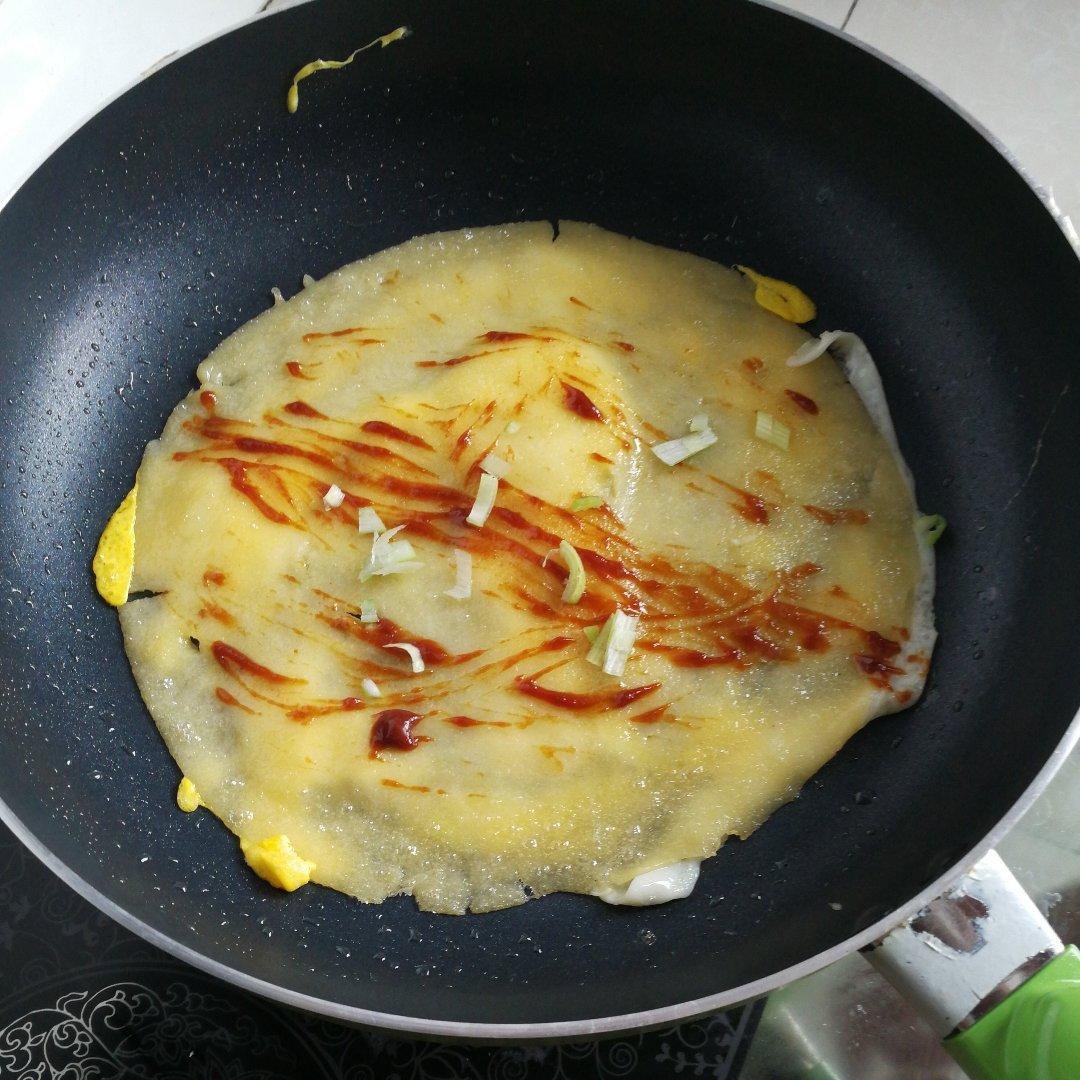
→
(0, 2, 1076, 1077)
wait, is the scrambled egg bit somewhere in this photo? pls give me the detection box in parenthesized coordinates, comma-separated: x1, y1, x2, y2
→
(92, 484, 137, 606)
(736, 265, 817, 323)
(94, 487, 315, 896)
(240, 835, 316, 892)
(286, 25, 409, 113)
(176, 777, 203, 813)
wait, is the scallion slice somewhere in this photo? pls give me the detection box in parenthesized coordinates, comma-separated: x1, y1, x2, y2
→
(360, 524, 423, 581)
(786, 330, 853, 368)
(363, 559, 422, 579)
(754, 411, 790, 451)
(322, 484, 345, 510)
(466, 472, 499, 527)
(444, 549, 473, 599)
(559, 540, 586, 604)
(651, 427, 718, 466)
(586, 614, 616, 667)
(383, 642, 424, 673)
(480, 453, 510, 478)
(357, 506, 386, 534)
(384, 538, 417, 561)
(601, 609, 640, 677)
(358, 600, 379, 623)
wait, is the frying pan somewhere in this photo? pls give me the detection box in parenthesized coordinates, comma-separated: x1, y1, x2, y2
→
(1, 0, 1078, 1056)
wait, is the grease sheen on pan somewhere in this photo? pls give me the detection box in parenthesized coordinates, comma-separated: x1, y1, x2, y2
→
(118, 222, 934, 914)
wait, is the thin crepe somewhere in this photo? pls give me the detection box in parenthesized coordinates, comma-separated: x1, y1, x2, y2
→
(118, 222, 933, 913)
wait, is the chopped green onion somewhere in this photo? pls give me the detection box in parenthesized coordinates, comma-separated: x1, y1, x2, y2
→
(585, 610, 641, 674)
(361, 677, 381, 697)
(322, 484, 345, 510)
(360, 559, 423, 581)
(358, 600, 379, 623)
(918, 514, 947, 545)
(385, 538, 417, 561)
(505, 420, 521, 434)
(586, 614, 616, 667)
(357, 506, 386, 534)
(371, 522, 406, 545)
(467, 471, 499, 527)
(754, 411, 790, 451)
(786, 330, 853, 368)
(444, 549, 473, 600)
(601, 609, 640, 677)
(559, 540, 586, 604)
(286, 26, 410, 114)
(651, 428, 718, 466)
(383, 642, 424, 673)
(360, 524, 423, 581)
(570, 495, 604, 512)
(583, 625, 601, 644)
(688, 413, 710, 433)
(480, 453, 511, 478)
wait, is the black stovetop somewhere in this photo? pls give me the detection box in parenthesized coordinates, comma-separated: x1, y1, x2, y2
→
(0, 821, 759, 1079)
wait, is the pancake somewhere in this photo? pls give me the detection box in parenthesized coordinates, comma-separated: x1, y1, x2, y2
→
(112, 222, 935, 913)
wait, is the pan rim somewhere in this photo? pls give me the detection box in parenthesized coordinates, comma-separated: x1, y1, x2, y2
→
(3, 709, 1077, 1039)
(1, 0, 1078, 1040)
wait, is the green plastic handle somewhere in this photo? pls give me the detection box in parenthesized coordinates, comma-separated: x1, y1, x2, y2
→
(945, 945, 1080, 1080)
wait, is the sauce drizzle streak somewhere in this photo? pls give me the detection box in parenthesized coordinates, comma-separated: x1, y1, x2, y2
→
(785, 389, 819, 414)
(560, 381, 604, 421)
(514, 675, 660, 711)
(211, 641, 304, 684)
(361, 420, 433, 450)
(284, 400, 327, 419)
(804, 504, 870, 525)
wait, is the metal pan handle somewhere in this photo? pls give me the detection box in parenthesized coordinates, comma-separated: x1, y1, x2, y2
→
(865, 850, 1080, 1079)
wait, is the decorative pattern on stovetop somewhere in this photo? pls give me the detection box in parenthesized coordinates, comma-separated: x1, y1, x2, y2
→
(0, 824, 758, 1080)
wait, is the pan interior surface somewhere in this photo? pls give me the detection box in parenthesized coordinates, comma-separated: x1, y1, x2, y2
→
(0, 0, 1077, 1031)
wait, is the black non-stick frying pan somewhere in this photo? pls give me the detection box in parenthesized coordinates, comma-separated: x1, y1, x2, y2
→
(0, 0, 1077, 1046)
